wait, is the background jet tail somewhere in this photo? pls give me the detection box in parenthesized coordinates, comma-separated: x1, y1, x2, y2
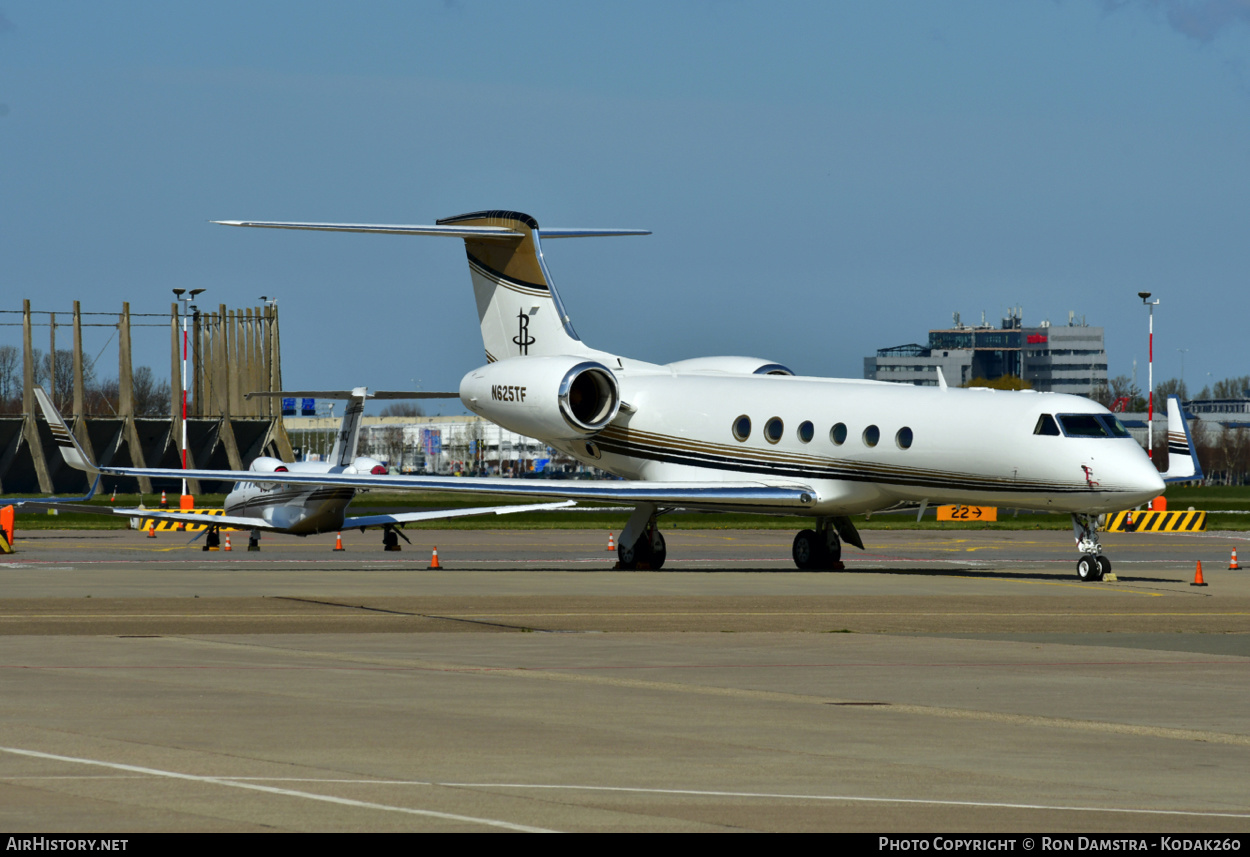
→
(1164, 394, 1203, 483)
(32, 386, 99, 474)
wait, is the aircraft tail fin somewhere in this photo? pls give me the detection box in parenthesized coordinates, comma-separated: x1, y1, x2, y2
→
(1164, 394, 1203, 483)
(329, 388, 368, 468)
(214, 212, 648, 362)
(33, 386, 99, 474)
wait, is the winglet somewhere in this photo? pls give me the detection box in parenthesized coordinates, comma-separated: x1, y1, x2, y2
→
(33, 386, 99, 474)
(1164, 394, 1203, 484)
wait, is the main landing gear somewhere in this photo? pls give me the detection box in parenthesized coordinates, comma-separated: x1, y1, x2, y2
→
(616, 504, 668, 571)
(381, 525, 410, 552)
(791, 517, 864, 570)
(792, 518, 844, 570)
(1072, 513, 1112, 582)
(202, 525, 221, 551)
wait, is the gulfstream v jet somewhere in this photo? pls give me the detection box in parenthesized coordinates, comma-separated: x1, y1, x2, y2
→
(38, 210, 1182, 578)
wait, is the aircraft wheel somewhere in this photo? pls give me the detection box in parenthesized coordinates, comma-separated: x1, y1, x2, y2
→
(649, 530, 667, 571)
(618, 537, 645, 571)
(1077, 556, 1102, 581)
(1097, 556, 1112, 577)
(793, 530, 820, 570)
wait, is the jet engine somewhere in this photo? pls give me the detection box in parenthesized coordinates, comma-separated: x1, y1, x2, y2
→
(249, 456, 290, 473)
(350, 456, 389, 475)
(665, 356, 794, 376)
(460, 356, 621, 441)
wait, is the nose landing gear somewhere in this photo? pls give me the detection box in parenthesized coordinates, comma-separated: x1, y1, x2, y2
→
(1072, 513, 1111, 581)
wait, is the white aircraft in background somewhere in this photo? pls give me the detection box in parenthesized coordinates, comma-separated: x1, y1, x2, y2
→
(37, 210, 1197, 579)
(32, 385, 571, 550)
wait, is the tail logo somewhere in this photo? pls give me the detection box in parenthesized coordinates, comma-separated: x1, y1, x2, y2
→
(513, 310, 536, 355)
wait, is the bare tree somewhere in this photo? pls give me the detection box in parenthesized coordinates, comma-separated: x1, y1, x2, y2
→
(0, 345, 18, 412)
(131, 366, 171, 416)
(1155, 377, 1187, 402)
(1213, 376, 1250, 400)
(381, 402, 424, 418)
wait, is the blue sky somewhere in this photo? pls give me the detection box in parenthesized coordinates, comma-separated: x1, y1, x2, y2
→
(2, 1, 1248, 408)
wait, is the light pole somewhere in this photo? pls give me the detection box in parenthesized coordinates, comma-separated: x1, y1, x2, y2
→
(173, 288, 206, 501)
(1176, 347, 1189, 399)
(1138, 292, 1159, 460)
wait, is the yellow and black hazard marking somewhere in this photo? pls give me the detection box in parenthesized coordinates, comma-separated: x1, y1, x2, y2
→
(1105, 510, 1206, 532)
(136, 509, 238, 532)
(0, 530, 12, 555)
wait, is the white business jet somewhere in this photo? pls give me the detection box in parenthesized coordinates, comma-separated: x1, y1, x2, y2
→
(39, 210, 1185, 579)
(32, 385, 571, 550)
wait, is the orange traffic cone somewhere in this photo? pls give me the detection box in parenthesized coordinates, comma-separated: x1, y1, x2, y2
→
(160, 491, 167, 508)
(109, 488, 116, 503)
(224, 533, 232, 551)
(607, 532, 616, 551)
(334, 532, 344, 552)
(1192, 560, 1208, 587)
(147, 521, 156, 538)
(1230, 549, 1240, 571)
(428, 546, 441, 569)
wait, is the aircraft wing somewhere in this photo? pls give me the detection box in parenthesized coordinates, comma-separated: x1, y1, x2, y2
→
(342, 500, 577, 530)
(84, 467, 817, 512)
(27, 504, 281, 531)
(31, 384, 815, 514)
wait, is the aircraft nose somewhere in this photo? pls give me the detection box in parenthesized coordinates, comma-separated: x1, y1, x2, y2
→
(1128, 458, 1166, 505)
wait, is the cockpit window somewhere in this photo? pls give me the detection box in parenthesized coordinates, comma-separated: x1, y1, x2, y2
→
(1058, 414, 1110, 438)
(1097, 414, 1131, 438)
(1033, 414, 1061, 436)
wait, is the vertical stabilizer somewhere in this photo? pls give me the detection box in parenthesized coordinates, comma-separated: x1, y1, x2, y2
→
(436, 210, 595, 362)
(1164, 395, 1203, 483)
(330, 388, 368, 468)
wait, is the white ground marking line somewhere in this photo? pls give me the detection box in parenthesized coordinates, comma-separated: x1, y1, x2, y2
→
(0, 746, 555, 833)
(19, 772, 1249, 821)
(246, 780, 1250, 820)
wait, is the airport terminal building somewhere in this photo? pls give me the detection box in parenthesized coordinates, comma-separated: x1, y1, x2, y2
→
(864, 310, 1108, 395)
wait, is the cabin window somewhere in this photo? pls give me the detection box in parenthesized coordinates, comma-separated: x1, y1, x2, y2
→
(798, 421, 814, 443)
(764, 417, 784, 444)
(1033, 414, 1061, 436)
(733, 415, 752, 442)
(1058, 414, 1109, 438)
(896, 427, 913, 449)
(863, 425, 880, 447)
(830, 423, 848, 445)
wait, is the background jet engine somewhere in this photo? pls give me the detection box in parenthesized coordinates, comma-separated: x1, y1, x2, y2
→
(665, 356, 794, 376)
(249, 456, 290, 473)
(460, 356, 621, 441)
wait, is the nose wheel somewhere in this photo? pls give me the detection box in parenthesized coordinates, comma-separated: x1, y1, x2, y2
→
(1072, 514, 1111, 581)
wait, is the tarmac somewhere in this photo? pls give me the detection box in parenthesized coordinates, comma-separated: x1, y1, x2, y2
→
(2, 526, 1249, 832)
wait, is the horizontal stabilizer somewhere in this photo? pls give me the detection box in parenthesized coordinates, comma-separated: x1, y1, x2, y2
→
(213, 221, 649, 239)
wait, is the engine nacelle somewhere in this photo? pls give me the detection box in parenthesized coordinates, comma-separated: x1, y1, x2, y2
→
(249, 456, 290, 473)
(665, 356, 794, 376)
(460, 356, 621, 441)
(350, 456, 389, 475)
